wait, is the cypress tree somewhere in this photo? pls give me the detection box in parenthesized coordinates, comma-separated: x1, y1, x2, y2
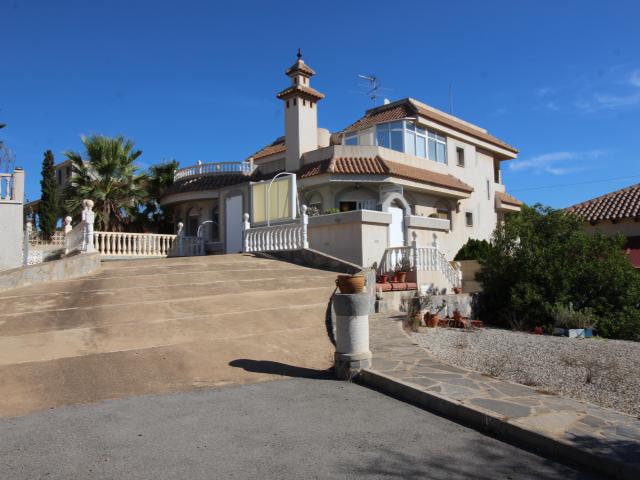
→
(39, 150, 59, 239)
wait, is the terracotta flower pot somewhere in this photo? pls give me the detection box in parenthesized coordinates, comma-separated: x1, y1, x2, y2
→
(396, 271, 407, 283)
(377, 274, 388, 284)
(335, 274, 366, 294)
(453, 309, 462, 322)
(533, 326, 544, 335)
(424, 312, 439, 328)
(453, 286, 462, 294)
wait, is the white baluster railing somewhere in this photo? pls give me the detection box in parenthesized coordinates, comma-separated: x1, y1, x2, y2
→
(242, 205, 309, 253)
(380, 232, 462, 289)
(93, 232, 178, 257)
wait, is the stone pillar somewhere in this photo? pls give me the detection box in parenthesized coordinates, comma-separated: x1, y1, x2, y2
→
(242, 213, 250, 253)
(300, 204, 308, 249)
(333, 292, 372, 380)
(63, 216, 72, 235)
(23, 221, 32, 266)
(177, 221, 184, 256)
(81, 199, 95, 253)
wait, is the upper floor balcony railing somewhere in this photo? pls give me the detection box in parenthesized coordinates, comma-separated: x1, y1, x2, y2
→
(174, 161, 254, 181)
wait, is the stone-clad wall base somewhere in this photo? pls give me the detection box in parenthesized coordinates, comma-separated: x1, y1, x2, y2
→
(0, 253, 101, 292)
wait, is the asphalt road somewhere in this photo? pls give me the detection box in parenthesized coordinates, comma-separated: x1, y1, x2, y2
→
(0, 377, 601, 479)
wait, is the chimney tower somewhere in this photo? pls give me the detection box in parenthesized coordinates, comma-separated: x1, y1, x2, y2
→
(276, 49, 325, 172)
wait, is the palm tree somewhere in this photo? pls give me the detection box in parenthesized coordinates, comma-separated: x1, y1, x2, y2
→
(64, 135, 146, 231)
(137, 159, 179, 233)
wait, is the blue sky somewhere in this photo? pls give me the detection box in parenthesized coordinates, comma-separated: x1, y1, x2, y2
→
(2, 0, 639, 207)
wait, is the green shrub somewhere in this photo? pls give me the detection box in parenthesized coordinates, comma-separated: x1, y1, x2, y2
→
(454, 238, 491, 261)
(477, 204, 640, 340)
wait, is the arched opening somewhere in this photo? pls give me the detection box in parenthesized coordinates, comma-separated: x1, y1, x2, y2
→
(388, 199, 407, 247)
(305, 191, 323, 216)
(186, 207, 200, 237)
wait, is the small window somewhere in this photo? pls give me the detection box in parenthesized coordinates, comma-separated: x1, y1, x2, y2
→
(303, 99, 306, 106)
(456, 147, 465, 167)
(486, 179, 491, 200)
(465, 212, 474, 227)
(293, 99, 297, 106)
(286, 100, 289, 108)
(345, 134, 358, 146)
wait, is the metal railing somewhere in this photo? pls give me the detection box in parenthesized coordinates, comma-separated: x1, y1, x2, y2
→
(174, 161, 253, 181)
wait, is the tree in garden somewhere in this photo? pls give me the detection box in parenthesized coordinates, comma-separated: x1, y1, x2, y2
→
(477, 204, 640, 340)
(39, 150, 59, 239)
(64, 135, 146, 231)
(454, 238, 491, 261)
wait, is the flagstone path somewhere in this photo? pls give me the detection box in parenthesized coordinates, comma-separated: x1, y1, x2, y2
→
(366, 313, 640, 478)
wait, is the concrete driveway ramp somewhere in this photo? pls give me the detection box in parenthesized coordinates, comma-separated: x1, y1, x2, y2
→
(0, 254, 337, 417)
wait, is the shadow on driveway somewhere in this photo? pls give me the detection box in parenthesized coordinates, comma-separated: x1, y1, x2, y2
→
(229, 359, 334, 380)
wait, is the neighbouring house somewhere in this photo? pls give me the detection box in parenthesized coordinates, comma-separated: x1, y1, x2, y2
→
(566, 183, 640, 268)
(0, 168, 25, 271)
(159, 53, 522, 289)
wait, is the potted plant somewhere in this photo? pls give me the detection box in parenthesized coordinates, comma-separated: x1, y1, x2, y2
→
(424, 299, 446, 328)
(551, 304, 595, 338)
(394, 257, 411, 283)
(336, 272, 366, 294)
(453, 286, 462, 294)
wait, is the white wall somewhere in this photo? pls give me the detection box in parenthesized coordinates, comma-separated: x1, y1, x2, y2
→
(308, 210, 391, 267)
(0, 169, 25, 271)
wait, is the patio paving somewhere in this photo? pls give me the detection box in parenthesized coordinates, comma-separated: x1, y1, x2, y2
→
(364, 313, 640, 479)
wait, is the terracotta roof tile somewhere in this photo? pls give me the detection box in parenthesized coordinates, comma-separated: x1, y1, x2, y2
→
(163, 173, 248, 195)
(496, 191, 523, 206)
(276, 84, 325, 101)
(285, 59, 316, 77)
(342, 99, 518, 154)
(249, 137, 286, 161)
(298, 156, 473, 194)
(566, 183, 640, 222)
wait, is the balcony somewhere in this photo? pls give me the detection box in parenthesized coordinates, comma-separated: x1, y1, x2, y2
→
(174, 161, 253, 181)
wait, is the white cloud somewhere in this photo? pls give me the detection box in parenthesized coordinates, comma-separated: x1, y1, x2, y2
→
(592, 92, 640, 109)
(630, 69, 640, 87)
(536, 87, 551, 97)
(509, 150, 606, 175)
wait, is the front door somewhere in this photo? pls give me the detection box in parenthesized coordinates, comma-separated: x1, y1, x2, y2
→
(389, 206, 405, 247)
(225, 195, 243, 253)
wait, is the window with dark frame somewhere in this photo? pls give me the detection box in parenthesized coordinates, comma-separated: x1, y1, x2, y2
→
(457, 147, 465, 167)
(465, 212, 473, 227)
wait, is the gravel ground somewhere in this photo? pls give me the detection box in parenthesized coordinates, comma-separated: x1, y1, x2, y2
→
(411, 327, 640, 417)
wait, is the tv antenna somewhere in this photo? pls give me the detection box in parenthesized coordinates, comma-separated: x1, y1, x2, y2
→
(358, 74, 381, 106)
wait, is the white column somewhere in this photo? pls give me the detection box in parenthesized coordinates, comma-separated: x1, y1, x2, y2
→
(300, 204, 309, 249)
(242, 213, 250, 253)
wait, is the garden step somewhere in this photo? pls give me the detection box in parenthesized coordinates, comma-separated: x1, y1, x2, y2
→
(0, 266, 334, 296)
(0, 275, 335, 315)
(0, 303, 329, 367)
(0, 286, 333, 337)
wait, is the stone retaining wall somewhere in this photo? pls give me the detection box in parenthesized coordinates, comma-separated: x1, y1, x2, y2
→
(0, 253, 101, 292)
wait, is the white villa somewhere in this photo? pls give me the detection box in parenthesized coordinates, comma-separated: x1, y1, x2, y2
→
(160, 53, 522, 289)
